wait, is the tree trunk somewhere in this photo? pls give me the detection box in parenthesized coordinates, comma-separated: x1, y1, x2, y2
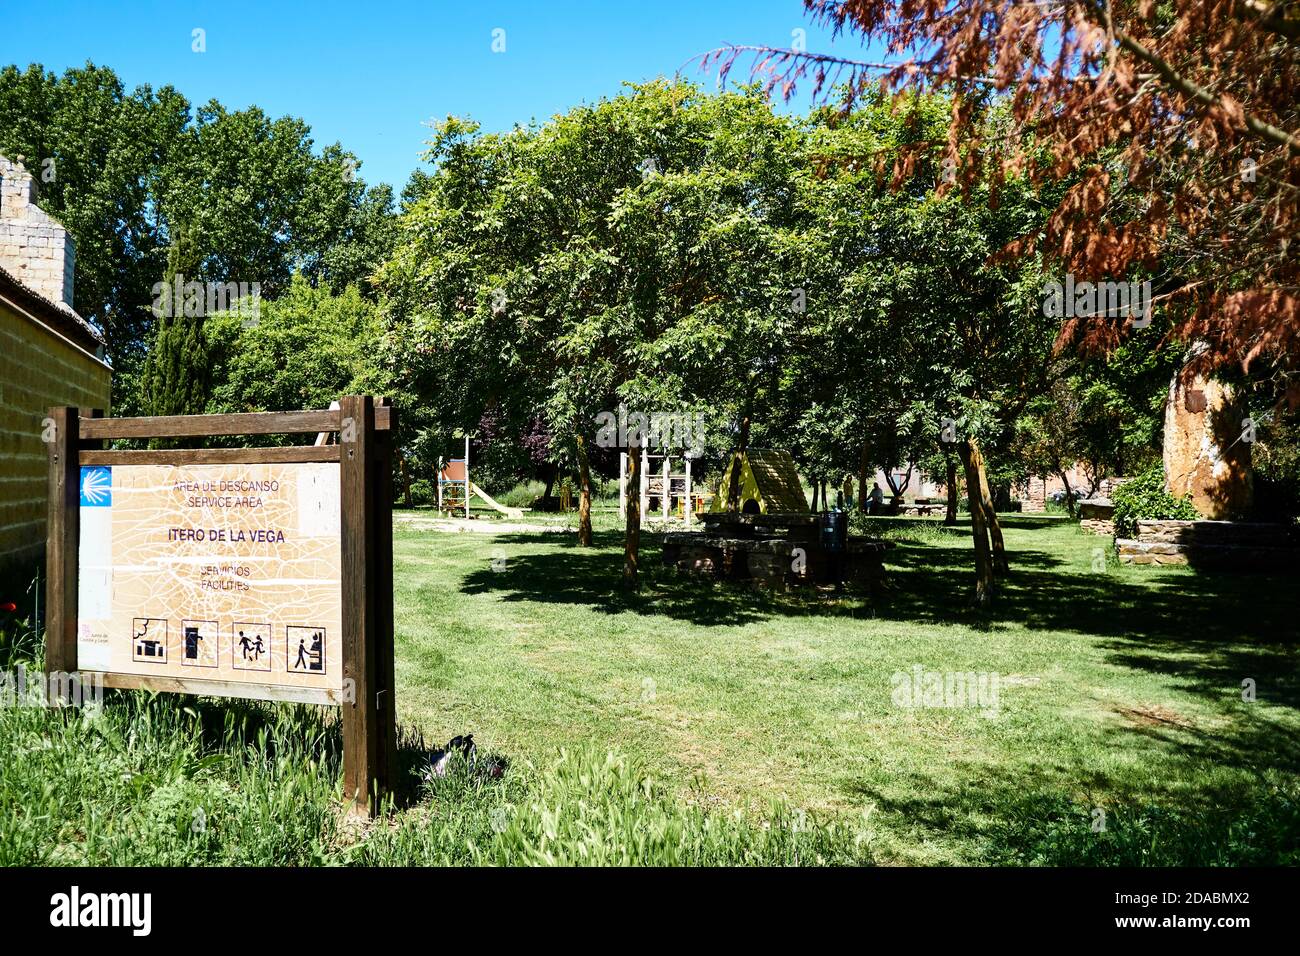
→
(577, 433, 593, 546)
(958, 440, 995, 607)
(399, 452, 413, 508)
(1086, 470, 1102, 498)
(945, 457, 959, 526)
(542, 466, 556, 505)
(985, 500, 1008, 574)
(811, 477, 820, 512)
(1057, 469, 1077, 519)
(858, 442, 870, 510)
(895, 464, 914, 496)
(623, 437, 640, 589)
(726, 413, 752, 513)
(820, 479, 828, 510)
(967, 438, 1008, 574)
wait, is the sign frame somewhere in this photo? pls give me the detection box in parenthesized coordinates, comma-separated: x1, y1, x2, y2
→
(44, 396, 397, 815)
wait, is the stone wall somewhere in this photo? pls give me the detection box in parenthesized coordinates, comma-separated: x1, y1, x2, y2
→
(1096, 476, 1129, 498)
(1021, 477, 1047, 512)
(0, 156, 76, 308)
(0, 298, 111, 570)
(1116, 519, 1297, 569)
(1080, 518, 1115, 535)
(1013, 469, 1126, 512)
(1078, 498, 1115, 535)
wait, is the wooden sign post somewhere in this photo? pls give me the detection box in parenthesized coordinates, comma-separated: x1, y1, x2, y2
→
(45, 397, 397, 816)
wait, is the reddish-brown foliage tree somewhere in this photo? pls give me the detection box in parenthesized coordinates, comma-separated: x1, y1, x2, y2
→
(703, 1, 1299, 400)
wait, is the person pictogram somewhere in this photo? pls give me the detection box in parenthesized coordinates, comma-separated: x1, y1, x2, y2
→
(238, 629, 263, 661)
(233, 623, 271, 671)
(287, 626, 326, 674)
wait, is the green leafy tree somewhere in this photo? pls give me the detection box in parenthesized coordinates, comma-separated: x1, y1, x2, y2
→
(1014, 375, 1087, 517)
(0, 62, 396, 398)
(378, 83, 813, 573)
(141, 228, 207, 420)
(205, 277, 381, 417)
(0, 63, 189, 369)
(780, 92, 1053, 603)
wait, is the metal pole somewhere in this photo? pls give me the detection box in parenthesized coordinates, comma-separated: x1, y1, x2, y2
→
(640, 445, 649, 519)
(684, 457, 692, 527)
(661, 456, 669, 522)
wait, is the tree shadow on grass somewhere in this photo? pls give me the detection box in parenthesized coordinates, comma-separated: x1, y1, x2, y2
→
(442, 519, 1299, 860)
(878, 536, 1299, 712)
(456, 522, 1300, 711)
(830, 607, 1300, 860)
(841, 721, 1300, 865)
(460, 530, 815, 627)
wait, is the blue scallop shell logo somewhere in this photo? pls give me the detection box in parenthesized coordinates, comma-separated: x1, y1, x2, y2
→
(80, 466, 112, 507)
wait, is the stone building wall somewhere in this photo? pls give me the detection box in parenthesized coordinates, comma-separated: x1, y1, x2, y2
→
(0, 156, 77, 309)
(0, 153, 110, 575)
(0, 297, 111, 571)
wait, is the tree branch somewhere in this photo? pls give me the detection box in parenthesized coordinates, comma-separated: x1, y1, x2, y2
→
(1113, 29, 1299, 154)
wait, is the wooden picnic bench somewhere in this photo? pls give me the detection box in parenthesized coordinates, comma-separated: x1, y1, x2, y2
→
(663, 512, 892, 593)
(896, 501, 946, 517)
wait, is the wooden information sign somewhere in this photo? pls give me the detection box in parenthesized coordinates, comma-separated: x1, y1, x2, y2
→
(44, 396, 397, 815)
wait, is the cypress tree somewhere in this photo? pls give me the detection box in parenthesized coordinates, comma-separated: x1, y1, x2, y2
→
(142, 227, 211, 422)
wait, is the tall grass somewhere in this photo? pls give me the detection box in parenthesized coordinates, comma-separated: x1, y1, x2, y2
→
(357, 749, 872, 866)
(0, 618, 871, 866)
(0, 685, 344, 865)
(484, 749, 872, 866)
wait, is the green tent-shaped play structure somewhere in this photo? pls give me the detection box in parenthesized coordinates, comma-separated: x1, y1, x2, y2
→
(710, 449, 810, 515)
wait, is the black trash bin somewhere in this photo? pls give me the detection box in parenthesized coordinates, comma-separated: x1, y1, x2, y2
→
(820, 510, 847, 553)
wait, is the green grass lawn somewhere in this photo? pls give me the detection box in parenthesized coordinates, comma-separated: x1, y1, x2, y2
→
(391, 512, 1300, 865)
(2, 512, 1296, 865)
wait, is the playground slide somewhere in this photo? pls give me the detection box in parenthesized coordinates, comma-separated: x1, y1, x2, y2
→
(469, 482, 525, 519)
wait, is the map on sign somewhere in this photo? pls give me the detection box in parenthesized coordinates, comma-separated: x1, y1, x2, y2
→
(76, 462, 343, 694)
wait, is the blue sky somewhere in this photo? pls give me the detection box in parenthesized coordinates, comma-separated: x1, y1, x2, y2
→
(1, 0, 864, 191)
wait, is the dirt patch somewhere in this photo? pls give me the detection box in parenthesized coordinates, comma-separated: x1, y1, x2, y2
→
(1115, 704, 1196, 729)
(999, 674, 1041, 687)
(395, 516, 567, 534)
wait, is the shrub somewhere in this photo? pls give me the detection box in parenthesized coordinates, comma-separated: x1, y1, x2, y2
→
(406, 478, 434, 506)
(498, 480, 548, 509)
(1110, 464, 1200, 538)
